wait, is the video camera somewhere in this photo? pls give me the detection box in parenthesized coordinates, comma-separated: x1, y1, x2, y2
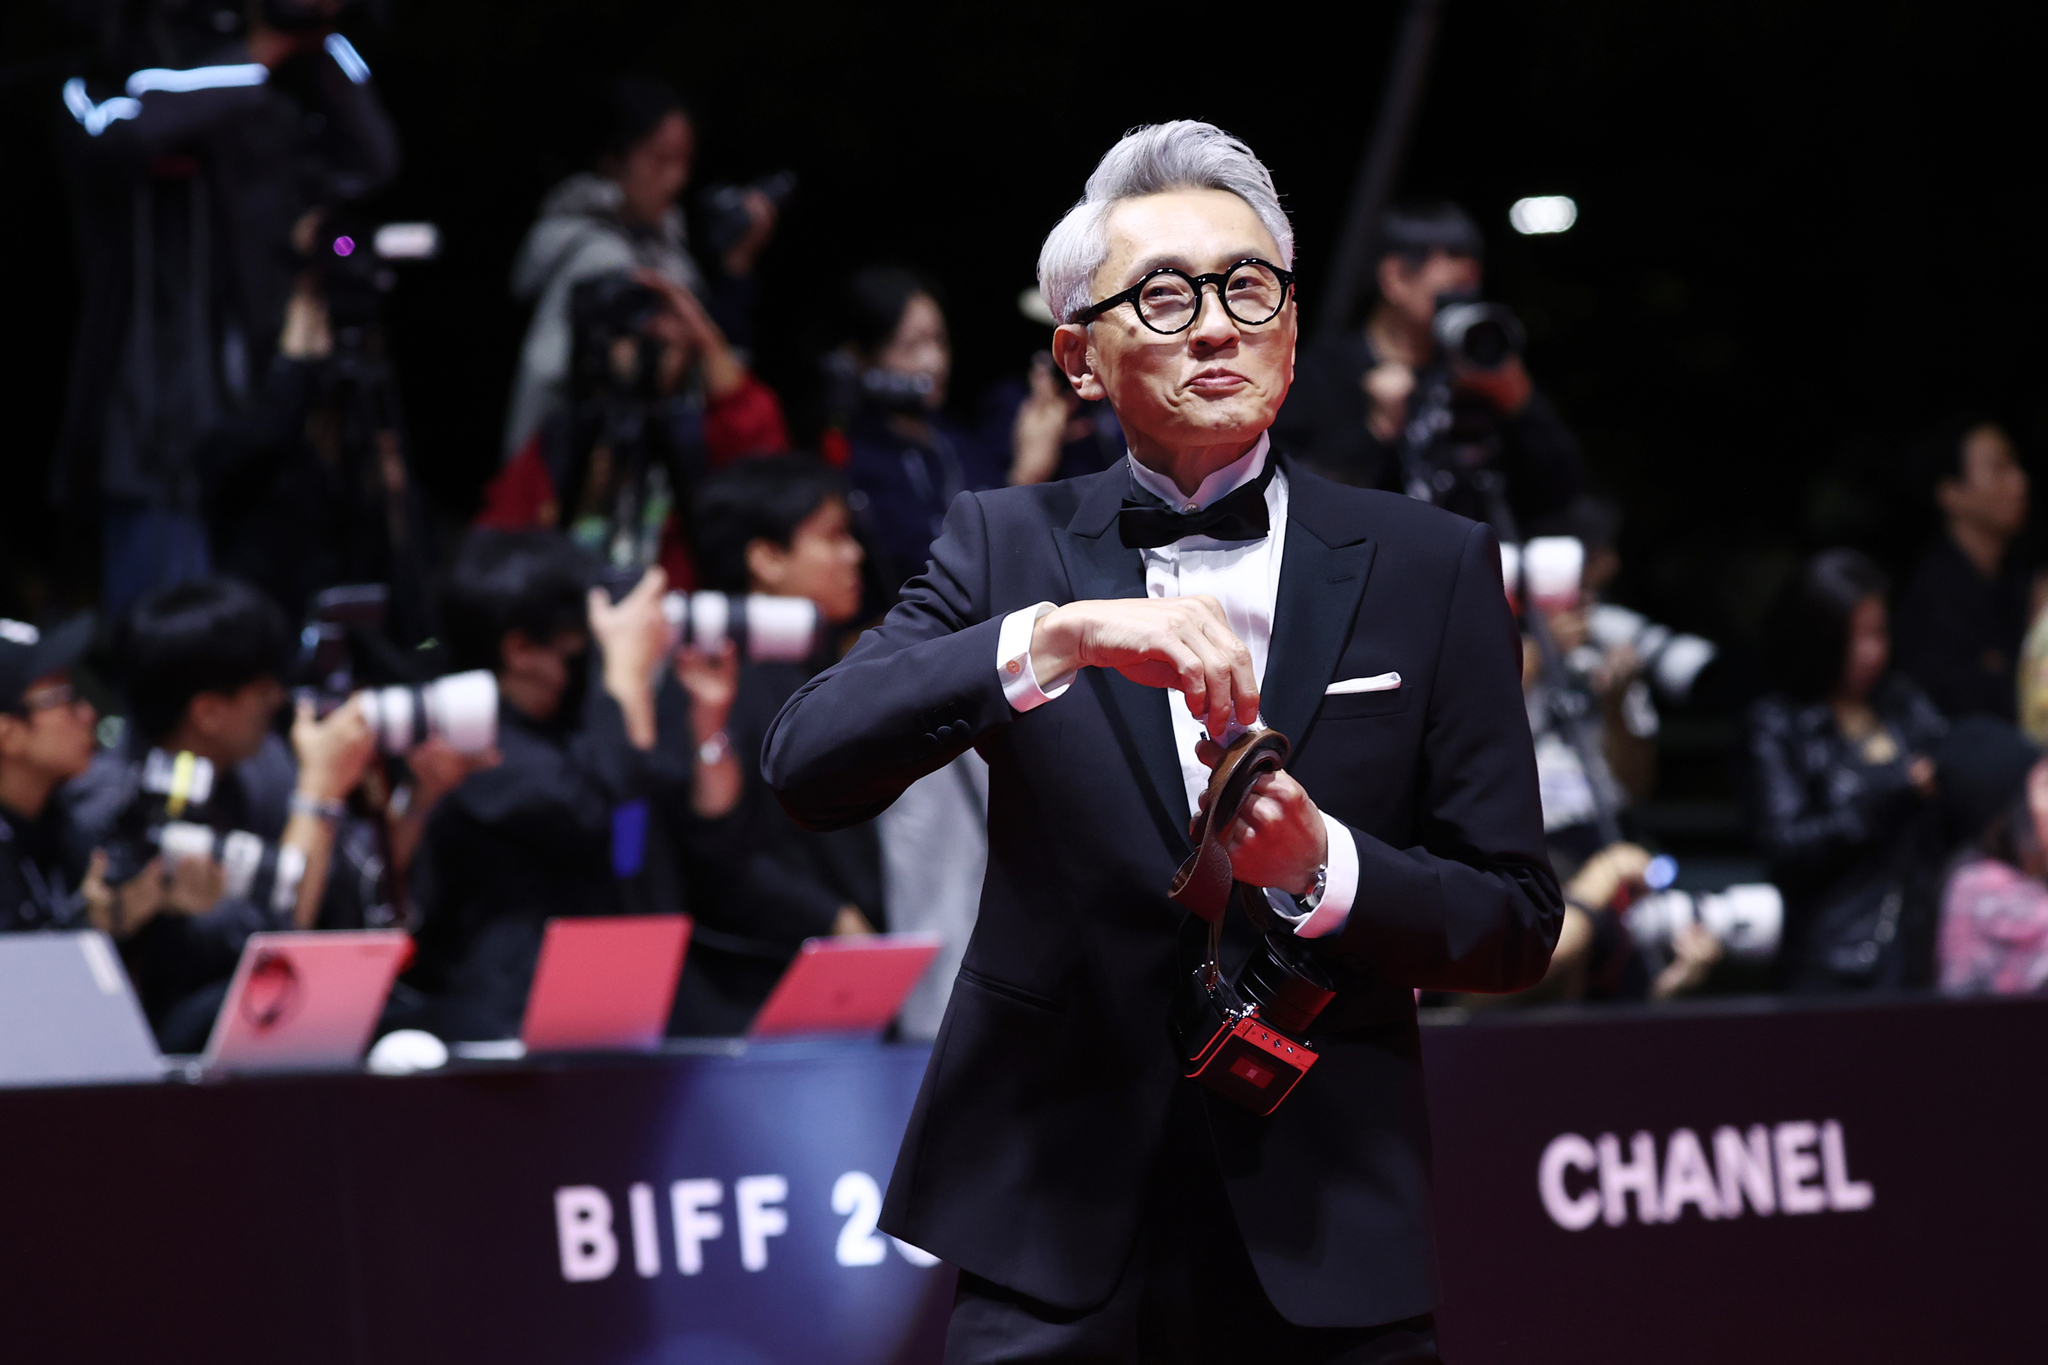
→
(698, 170, 797, 257)
(313, 219, 440, 339)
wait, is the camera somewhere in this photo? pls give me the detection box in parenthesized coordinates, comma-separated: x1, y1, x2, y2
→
(101, 748, 223, 888)
(313, 219, 439, 338)
(1433, 292, 1526, 372)
(698, 170, 797, 257)
(1626, 883, 1783, 964)
(662, 592, 819, 665)
(297, 584, 499, 755)
(158, 822, 306, 915)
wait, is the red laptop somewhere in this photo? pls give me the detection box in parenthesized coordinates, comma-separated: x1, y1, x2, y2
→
(202, 930, 411, 1073)
(520, 914, 691, 1053)
(748, 933, 942, 1038)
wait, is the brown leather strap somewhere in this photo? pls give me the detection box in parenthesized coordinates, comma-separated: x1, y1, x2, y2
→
(1169, 726, 1291, 925)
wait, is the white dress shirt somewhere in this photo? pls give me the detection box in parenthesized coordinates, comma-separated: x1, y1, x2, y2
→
(994, 434, 1359, 938)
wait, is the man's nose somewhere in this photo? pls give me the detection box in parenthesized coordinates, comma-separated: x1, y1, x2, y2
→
(1186, 285, 1241, 350)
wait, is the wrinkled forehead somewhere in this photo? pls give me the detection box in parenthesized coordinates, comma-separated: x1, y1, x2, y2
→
(1094, 190, 1282, 293)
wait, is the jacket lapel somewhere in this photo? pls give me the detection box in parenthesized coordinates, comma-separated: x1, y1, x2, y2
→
(1052, 468, 1194, 853)
(1263, 458, 1378, 754)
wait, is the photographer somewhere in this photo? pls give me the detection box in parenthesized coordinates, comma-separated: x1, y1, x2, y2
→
(503, 76, 777, 460)
(480, 267, 789, 587)
(0, 618, 100, 933)
(67, 579, 376, 1049)
(667, 457, 879, 1033)
(54, 0, 399, 617)
(403, 532, 708, 1040)
(1273, 200, 1585, 529)
(1746, 550, 1947, 994)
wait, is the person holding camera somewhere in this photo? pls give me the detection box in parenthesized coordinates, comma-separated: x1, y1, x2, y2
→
(664, 457, 880, 1033)
(63, 579, 377, 1049)
(53, 0, 399, 619)
(503, 76, 778, 462)
(0, 618, 103, 934)
(1274, 201, 1585, 530)
(1746, 550, 1948, 994)
(402, 532, 716, 1040)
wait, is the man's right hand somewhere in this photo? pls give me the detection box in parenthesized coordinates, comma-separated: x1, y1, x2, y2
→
(1031, 596, 1257, 739)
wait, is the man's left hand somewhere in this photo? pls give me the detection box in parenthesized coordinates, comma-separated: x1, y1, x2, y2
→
(1191, 737, 1327, 898)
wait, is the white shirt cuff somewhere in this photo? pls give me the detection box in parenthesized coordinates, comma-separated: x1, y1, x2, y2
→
(1265, 812, 1359, 939)
(998, 602, 1073, 713)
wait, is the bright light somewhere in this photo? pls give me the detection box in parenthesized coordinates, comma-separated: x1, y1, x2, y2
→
(333, 236, 356, 258)
(1509, 196, 1578, 235)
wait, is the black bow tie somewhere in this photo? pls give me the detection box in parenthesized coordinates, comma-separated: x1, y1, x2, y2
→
(1117, 458, 1276, 549)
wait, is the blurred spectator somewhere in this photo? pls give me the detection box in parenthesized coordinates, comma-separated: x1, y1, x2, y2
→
(1273, 200, 1584, 528)
(829, 266, 1069, 598)
(53, 1, 399, 618)
(480, 268, 788, 586)
(975, 353, 1126, 486)
(0, 617, 100, 932)
(67, 579, 376, 1049)
(1933, 717, 2048, 995)
(402, 534, 696, 1040)
(2020, 602, 2048, 744)
(1746, 550, 1946, 994)
(503, 76, 776, 460)
(668, 458, 877, 1034)
(1894, 418, 2039, 721)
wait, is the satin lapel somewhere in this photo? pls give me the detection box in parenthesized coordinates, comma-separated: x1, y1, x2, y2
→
(1263, 471, 1378, 755)
(1053, 478, 1194, 854)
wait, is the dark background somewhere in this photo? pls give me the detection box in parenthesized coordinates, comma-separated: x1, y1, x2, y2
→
(3, 0, 2043, 655)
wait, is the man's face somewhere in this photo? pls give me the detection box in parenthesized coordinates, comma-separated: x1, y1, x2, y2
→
(616, 111, 694, 228)
(749, 496, 865, 625)
(1377, 248, 1482, 335)
(0, 672, 98, 789)
(1055, 190, 1296, 462)
(1941, 425, 2029, 542)
(188, 676, 285, 766)
(500, 630, 589, 723)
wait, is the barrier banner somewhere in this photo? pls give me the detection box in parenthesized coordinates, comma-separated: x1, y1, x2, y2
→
(1, 998, 2041, 1361)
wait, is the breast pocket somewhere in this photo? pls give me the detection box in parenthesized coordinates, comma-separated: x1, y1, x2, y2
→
(1317, 686, 1410, 721)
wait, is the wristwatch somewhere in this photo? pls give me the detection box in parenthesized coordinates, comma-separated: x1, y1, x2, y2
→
(1291, 863, 1328, 916)
(697, 731, 733, 765)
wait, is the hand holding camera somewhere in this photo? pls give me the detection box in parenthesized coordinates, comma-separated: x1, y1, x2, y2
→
(589, 566, 673, 750)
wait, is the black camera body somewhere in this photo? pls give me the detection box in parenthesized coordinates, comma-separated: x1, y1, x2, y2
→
(698, 170, 797, 257)
(1433, 291, 1526, 372)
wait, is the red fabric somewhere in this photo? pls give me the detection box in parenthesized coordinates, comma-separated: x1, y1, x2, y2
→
(474, 434, 559, 530)
(817, 425, 852, 469)
(703, 372, 791, 466)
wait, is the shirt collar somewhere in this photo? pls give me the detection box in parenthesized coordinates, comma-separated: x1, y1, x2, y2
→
(1126, 433, 1271, 513)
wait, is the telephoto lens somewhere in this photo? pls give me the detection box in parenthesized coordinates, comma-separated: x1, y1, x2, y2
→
(158, 822, 307, 914)
(355, 671, 498, 756)
(1625, 883, 1784, 964)
(663, 593, 820, 665)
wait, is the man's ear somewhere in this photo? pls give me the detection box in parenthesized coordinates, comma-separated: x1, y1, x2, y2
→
(1051, 324, 1105, 403)
(745, 537, 787, 594)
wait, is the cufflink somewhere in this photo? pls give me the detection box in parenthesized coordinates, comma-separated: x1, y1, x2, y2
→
(1006, 659, 1022, 676)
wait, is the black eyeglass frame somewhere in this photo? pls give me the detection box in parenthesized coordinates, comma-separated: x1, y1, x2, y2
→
(1073, 258, 1298, 334)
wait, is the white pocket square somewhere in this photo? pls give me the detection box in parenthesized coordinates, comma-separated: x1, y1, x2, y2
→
(1325, 672, 1401, 695)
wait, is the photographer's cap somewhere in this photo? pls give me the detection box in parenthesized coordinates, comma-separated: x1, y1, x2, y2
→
(0, 615, 94, 712)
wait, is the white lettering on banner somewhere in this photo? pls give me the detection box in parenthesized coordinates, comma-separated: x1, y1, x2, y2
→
(552, 1169, 945, 1282)
(628, 1182, 661, 1277)
(832, 1171, 889, 1266)
(671, 1179, 724, 1275)
(1538, 1120, 1875, 1231)
(554, 1187, 618, 1282)
(735, 1175, 789, 1272)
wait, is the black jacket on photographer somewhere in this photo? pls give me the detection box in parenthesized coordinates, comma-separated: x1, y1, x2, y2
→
(668, 658, 883, 1034)
(1745, 675, 1948, 993)
(0, 803, 95, 935)
(1273, 330, 1586, 531)
(66, 732, 300, 1050)
(404, 663, 693, 1040)
(53, 27, 398, 551)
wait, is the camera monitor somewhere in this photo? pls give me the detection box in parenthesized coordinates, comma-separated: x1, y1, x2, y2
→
(200, 931, 411, 1074)
(520, 914, 692, 1054)
(747, 934, 943, 1039)
(0, 932, 162, 1088)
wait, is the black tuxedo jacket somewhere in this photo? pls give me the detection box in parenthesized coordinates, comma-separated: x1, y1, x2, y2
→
(764, 454, 1560, 1327)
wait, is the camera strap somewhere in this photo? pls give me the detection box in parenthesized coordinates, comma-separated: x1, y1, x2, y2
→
(1170, 726, 1290, 929)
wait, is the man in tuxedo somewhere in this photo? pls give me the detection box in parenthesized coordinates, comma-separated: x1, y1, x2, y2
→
(764, 121, 1560, 1364)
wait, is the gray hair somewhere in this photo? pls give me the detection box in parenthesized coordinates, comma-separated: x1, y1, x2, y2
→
(1036, 121, 1294, 326)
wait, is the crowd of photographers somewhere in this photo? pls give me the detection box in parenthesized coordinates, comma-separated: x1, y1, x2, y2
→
(5, 11, 2045, 1061)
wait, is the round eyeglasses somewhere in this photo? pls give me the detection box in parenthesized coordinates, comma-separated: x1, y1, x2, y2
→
(1074, 258, 1296, 335)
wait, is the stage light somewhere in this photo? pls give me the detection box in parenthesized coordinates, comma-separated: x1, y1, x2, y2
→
(1509, 196, 1578, 235)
